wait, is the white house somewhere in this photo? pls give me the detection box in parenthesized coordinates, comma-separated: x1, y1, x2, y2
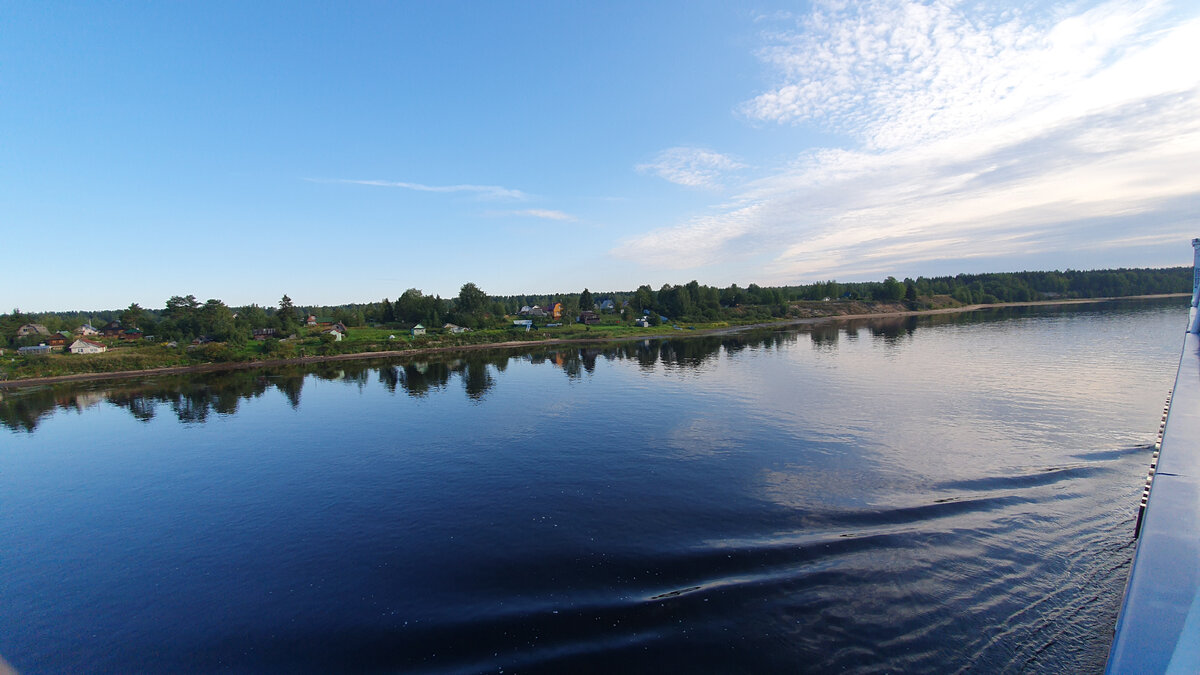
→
(411, 324, 426, 336)
(70, 339, 107, 354)
(323, 328, 344, 341)
(74, 323, 99, 336)
(443, 323, 469, 334)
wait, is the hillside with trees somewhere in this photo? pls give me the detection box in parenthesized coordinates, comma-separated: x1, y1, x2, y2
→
(3, 267, 1190, 352)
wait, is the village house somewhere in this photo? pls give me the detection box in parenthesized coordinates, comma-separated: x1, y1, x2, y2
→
(46, 331, 73, 347)
(252, 328, 277, 340)
(74, 323, 99, 336)
(578, 311, 600, 325)
(547, 302, 563, 320)
(323, 328, 344, 341)
(16, 323, 50, 338)
(411, 324, 426, 336)
(101, 320, 123, 337)
(443, 323, 469, 334)
(70, 338, 107, 354)
(598, 299, 615, 312)
(120, 328, 144, 341)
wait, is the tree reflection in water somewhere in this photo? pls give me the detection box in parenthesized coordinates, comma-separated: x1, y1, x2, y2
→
(2, 318, 987, 433)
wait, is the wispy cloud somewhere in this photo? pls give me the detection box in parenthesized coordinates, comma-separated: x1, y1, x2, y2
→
(310, 178, 527, 200)
(616, 0, 1200, 281)
(496, 208, 576, 221)
(636, 147, 746, 188)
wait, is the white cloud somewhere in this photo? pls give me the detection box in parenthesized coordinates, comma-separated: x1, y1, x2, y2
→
(501, 209, 575, 221)
(310, 178, 527, 200)
(617, 0, 1200, 282)
(637, 147, 746, 188)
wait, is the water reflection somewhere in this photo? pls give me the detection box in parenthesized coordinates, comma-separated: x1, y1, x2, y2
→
(0, 300, 1182, 434)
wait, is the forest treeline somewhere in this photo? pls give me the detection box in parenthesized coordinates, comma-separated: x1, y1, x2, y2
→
(2, 266, 1190, 348)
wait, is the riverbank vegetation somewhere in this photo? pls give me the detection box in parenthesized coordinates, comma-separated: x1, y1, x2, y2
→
(1, 266, 1189, 382)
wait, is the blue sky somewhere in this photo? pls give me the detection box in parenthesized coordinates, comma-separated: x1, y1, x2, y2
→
(3, 1, 1199, 311)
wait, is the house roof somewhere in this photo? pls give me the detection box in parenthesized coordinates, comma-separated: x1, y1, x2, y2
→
(73, 338, 105, 348)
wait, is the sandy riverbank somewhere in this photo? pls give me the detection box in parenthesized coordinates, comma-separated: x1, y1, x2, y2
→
(1, 293, 1186, 390)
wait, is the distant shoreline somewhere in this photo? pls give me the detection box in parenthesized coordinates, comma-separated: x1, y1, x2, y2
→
(1, 293, 1186, 390)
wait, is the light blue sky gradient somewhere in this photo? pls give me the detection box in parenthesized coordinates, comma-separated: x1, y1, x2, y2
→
(3, 1, 1198, 311)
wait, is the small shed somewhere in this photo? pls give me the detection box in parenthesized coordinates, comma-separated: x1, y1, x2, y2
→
(411, 324, 426, 336)
(18, 344, 53, 355)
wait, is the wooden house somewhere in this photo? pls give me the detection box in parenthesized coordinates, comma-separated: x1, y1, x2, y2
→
(47, 331, 73, 347)
(16, 323, 50, 338)
(578, 311, 600, 325)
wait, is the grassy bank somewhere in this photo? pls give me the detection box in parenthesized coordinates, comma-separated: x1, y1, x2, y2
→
(1, 294, 1185, 387)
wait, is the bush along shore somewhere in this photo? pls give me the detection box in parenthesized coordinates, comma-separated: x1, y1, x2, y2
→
(0, 292, 1188, 388)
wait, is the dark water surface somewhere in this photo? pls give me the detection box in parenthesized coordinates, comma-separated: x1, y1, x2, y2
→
(0, 300, 1186, 673)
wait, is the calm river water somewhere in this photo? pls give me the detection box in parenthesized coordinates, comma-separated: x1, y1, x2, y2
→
(0, 300, 1187, 673)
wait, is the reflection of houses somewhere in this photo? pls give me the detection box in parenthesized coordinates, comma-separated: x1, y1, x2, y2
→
(70, 338, 107, 354)
(75, 323, 99, 336)
(411, 324, 426, 336)
(578, 311, 600, 325)
(443, 323, 469, 334)
(17, 323, 50, 338)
